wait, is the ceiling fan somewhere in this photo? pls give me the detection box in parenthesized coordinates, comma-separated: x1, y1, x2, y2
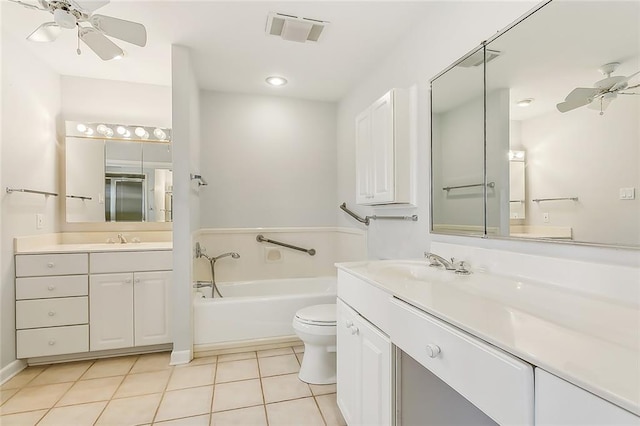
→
(8, 0, 146, 61)
(556, 62, 640, 115)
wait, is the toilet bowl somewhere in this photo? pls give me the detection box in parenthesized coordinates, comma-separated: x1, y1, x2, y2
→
(293, 304, 337, 384)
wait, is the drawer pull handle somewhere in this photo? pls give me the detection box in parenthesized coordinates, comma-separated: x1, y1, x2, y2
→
(345, 320, 354, 328)
(47, 285, 56, 291)
(47, 262, 55, 268)
(426, 344, 441, 358)
(350, 327, 359, 335)
(48, 340, 56, 346)
(48, 311, 56, 316)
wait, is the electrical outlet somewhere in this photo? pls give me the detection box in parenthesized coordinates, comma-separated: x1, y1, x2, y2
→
(542, 212, 549, 223)
(620, 187, 636, 200)
(36, 214, 44, 230)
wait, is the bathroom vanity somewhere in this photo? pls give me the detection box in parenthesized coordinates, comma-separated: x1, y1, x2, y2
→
(14, 242, 172, 362)
(335, 260, 639, 425)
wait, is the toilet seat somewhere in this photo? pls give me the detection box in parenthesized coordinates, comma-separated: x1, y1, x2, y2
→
(295, 304, 336, 326)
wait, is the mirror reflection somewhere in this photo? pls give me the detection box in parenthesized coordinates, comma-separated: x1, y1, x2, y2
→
(65, 122, 173, 223)
(432, 0, 640, 248)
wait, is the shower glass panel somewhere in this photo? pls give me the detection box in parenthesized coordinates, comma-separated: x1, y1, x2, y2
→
(105, 174, 146, 222)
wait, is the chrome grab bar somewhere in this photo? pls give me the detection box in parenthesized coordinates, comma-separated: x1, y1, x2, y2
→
(6, 187, 58, 197)
(339, 203, 418, 226)
(532, 197, 579, 202)
(66, 194, 92, 201)
(443, 182, 495, 192)
(256, 234, 316, 256)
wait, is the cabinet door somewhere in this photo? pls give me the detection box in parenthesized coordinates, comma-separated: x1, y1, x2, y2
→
(536, 369, 638, 425)
(337, 300, 361, 425)
(90, 273, 134, 351)
(355, 109, 372, 204)
(357, 314, 392, 426)
(134, 271, 172, 346)
(370, 91, 395, 203)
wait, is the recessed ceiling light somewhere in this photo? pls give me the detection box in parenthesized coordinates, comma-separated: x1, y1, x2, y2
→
(517, 98, 534, 107)
(266, 76, 288, 87)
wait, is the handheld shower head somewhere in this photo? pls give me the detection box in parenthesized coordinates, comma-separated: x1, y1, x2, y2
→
(212, 252, 241, 262)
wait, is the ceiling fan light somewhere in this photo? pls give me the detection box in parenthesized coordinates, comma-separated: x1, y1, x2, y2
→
(53, 8, 77, 29)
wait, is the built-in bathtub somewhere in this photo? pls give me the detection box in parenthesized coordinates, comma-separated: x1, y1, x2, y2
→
(193, 276, 336, 347)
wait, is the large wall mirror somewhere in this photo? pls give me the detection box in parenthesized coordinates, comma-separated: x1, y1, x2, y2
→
(431, 0, 639, 248)
(65, 121, 173, 223)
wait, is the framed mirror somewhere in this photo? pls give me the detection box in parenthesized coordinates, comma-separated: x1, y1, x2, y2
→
(431, 0, 640, 248)
(65, 121, 173, 223)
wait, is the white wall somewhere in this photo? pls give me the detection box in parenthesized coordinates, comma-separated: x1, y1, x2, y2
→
(171, 45, 201, 364)
(337, 1, 539, 260)
(1, 32, 61, 373)
(199, 92, 337, 228)
(518, 95, 639, 246)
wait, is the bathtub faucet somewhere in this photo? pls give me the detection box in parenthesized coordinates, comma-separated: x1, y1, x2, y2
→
(195, 242, 240, 298)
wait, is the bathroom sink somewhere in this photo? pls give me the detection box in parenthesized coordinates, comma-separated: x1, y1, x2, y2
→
(366, 260, 457, 283)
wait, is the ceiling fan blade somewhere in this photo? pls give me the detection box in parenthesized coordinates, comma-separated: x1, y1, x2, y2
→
(564, 87, 601, 102)
(27, 22, 61, 42)
(610, 70, 640, 92)
(68, 0, 109, 13)
(90, 14, 147, 47)
(556, 97, 593, 113)
(79, 26, 123, 60)
(8, 0, 44, 10)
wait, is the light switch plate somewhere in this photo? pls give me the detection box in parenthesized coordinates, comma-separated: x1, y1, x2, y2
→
(36, 213, 44, 230)
(543, 212, 549, 223)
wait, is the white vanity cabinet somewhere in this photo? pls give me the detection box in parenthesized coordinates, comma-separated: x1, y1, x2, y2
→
(15, 254, 89, 358)
(535, 369, 638, 425)
(89, 251, 172, 351)
(336, 299, 392, 426)
(355, 88, 411, 205)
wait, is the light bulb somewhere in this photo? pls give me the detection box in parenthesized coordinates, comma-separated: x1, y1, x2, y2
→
(123, 130, 131, 137)
(76, 123, 87, 132)
(143, 131, 150, 139)
(105, 128, 114, 137)
(116, 126, 127, 135)
(97, 124, 108, 135)
(135, 127, 146, 137)
(153, 128, 166, 140)
(85, 128, 94, 136)
(266, 76, 287, 86)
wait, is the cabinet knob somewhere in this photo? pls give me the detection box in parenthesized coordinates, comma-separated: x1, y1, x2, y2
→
(134, 278, 140, 284)
(47, 285, 55, 291)
(47, 262, 55, 268)
(48, 311, 56, 317)
(345, 320, 354, 328)
(48, 340, 56, 346)
(426, 344, 441, 358)
(125, 278, 132, 283)
(350, 327, 359, 335)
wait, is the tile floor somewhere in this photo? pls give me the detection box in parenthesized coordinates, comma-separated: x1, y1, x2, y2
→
(0, 346, 346, 426)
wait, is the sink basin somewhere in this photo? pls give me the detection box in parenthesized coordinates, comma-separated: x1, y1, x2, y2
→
(366, 260, 456, 283)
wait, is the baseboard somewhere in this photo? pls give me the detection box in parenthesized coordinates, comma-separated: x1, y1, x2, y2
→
(27, 344, 173, 366)
(1, 359, 27, 385)
(170, 349, 192, 365)
(194, 335, 302, 358)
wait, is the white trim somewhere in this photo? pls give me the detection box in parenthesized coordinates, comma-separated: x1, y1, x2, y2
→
(170, 349, 192, 365)
(1, 359, 27, 385)
(195, 227, 365, 236)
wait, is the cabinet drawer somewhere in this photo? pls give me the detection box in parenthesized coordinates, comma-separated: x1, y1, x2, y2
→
(16, 275, 88, 300)
(17, 325, 88, 359)
(337, 270, 391, 335)
(16, 253, 88, 277)
(90, 251, 172, 273)
(390, 298, 534, 425)
(16, 297, 88, 329)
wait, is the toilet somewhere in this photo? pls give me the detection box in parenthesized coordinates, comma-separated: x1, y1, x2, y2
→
(292, 304, 337, 384)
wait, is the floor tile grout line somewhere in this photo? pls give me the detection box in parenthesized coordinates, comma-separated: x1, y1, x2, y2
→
(149, 357, 176, 425)
(256, 347, 270, 426)
(313, 394, 330, 426)
(209, 353, 218, 417)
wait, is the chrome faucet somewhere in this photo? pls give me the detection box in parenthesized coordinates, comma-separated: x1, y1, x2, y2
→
(424, 252, 471, 275)
(117, 233, 127, 244)
(194, 242, 240, 298)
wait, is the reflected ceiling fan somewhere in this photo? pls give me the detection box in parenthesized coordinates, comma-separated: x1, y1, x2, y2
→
(556, 62, 640, 115)
(9, 0, 146, 60)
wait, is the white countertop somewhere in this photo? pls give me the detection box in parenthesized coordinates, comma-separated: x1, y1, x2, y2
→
(336, 260, 640, 416)
(15, 242, 173, 254)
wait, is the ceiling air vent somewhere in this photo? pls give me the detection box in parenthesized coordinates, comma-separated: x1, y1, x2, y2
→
(266, 12, 329, 43)
(457, 49, 502, 68)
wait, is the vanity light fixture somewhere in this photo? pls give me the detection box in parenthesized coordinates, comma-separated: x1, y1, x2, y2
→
(85, 128, 94, 136)
(135, 127, 146, 137)
(266, 76, 288, 86)
(66, 121, 171, 142)
(153, 128, 167, 140)
(516, 98, 534, 107)
(76, 123, 87, 132)
(96, 124, 108, 135)
(116, 126, 127, 135)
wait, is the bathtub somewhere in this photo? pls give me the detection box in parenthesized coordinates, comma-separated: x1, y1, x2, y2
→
(193, 276, 337, 346)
